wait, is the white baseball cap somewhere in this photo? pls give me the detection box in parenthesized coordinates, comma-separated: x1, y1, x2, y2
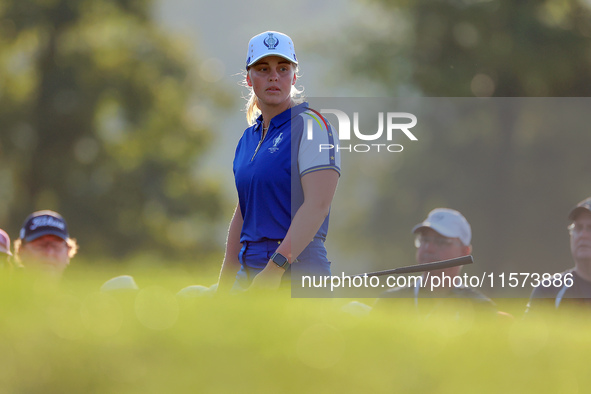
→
(568, 197, 591, 221)
(412, 208, 472, 246)
(176, 284, 215, 298)
(100, 275, 139, 292)
(246, 31, 298, 69)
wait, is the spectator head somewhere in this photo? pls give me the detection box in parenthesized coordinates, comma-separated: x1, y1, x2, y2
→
(412, 208, 472, 278)
(14, 210, 78, 276)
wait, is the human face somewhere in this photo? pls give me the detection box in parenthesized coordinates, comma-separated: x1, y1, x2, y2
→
(570, 211, 591, 265)
(415, 228, 471, 277)
(247, 56, 296, 112)
(19, 234, 70, 275)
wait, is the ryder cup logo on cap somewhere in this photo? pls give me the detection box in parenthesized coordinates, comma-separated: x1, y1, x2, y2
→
(412, 208, 472, 246)
(20, 210, 69, 243)
(0, 229, 12, 256)
(569, 197, 591, 221)
(246, 31, 298, 69)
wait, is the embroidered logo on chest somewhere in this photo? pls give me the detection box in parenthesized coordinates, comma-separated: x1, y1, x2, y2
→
(268, 132, 283, 153)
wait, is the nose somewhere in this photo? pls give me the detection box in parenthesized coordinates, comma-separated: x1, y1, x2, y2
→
(420, 239, 437, 252)
(268, 69, 279, 81)
(44, 246, 59, 259)
(417, 244, 438, 262)
(423, 245, 438, 257)
(417, 247, 438, 265)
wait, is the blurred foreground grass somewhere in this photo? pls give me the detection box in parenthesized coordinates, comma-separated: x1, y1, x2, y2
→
(0, 265, 588, 394)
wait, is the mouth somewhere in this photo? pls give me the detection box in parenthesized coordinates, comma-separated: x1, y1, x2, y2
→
(576, 243, 591, 251)
(418, 256, 439, 265)
(29, 256, 62, 267)
(266, 86, 281, 93)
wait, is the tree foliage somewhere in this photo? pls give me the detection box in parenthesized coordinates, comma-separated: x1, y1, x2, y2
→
(326, 0, 591, 279)
(0, 0, 231, 258)
(346, 0, 591, 96)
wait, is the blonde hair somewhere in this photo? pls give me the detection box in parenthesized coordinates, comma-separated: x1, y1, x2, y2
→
(244, 64, 304, 126)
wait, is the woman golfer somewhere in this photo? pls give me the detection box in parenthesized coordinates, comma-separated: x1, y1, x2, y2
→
(217, 31, 341, 292)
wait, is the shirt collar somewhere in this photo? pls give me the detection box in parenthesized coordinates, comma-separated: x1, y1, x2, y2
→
(254, 102, 309, 132)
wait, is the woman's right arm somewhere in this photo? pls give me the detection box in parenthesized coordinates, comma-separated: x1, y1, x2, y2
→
(217, 203, 243, 293)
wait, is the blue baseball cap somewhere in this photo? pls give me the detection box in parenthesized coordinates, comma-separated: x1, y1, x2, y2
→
(19, 210, 69, 243)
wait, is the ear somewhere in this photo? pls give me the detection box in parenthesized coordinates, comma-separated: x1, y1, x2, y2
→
(292, 72, 297, 85)
(246, 73, 253, 87)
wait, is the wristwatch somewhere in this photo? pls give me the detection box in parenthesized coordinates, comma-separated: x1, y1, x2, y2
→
(271, 252, 289, 269)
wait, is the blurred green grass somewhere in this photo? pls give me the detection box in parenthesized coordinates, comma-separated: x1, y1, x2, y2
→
(0, 265, 587, 393)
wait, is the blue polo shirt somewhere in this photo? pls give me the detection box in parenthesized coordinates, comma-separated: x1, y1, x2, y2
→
(233, 102, 340, 244)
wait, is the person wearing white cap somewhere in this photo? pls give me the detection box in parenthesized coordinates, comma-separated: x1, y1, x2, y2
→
(526, 197, 591, 314)
(411, 208, 472, 281)
(217, 31, 341, 293)
(374, 208, 495, 316)
(14, 210, 78, 277)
